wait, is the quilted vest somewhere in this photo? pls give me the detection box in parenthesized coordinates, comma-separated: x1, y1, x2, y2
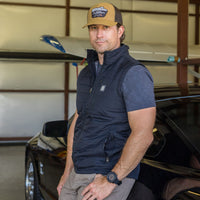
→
(72, 45, 141, 179)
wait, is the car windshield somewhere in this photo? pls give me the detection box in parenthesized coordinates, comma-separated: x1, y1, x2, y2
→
(157, 96, 200, 158)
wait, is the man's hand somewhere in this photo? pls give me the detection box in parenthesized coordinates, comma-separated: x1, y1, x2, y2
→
(57, 174, 68, 196)
(81, 174, 116, 200)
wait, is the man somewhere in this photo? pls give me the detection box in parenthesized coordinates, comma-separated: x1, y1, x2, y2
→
(57, 2, 156, 200)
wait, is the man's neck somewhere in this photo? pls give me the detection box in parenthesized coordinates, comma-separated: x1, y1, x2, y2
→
(98, 53, 104, 65)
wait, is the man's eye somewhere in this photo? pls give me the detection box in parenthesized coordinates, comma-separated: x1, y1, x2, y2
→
(90, 26, 97, 30)
(104, 26, 109, 30)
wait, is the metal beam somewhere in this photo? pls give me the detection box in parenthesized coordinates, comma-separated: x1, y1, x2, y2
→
(195, 4, 200, 84)
(182, 58, 200, 65)
(177, 0, 189, 95)
(138, 0, 200, 4)
(65, 0, 70, 120)
(0, 1, 66, 8)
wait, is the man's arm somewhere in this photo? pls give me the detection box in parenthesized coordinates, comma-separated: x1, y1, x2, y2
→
(112, 107, 156, 180)
(82, 107, 156, 200)
(57, 111, 79, 196)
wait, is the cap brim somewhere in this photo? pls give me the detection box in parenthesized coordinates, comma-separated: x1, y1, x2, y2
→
(82, 19, 117, 28)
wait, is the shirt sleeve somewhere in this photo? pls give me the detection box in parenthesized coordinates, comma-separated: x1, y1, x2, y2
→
(122, 65, 156, 112)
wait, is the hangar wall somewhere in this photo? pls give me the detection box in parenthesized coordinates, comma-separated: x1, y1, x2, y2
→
(0, 0, 66, 138)
(0, 0, 198, 139)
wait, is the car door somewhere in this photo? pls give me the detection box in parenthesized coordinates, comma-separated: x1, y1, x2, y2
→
(43, 147, 66, 199)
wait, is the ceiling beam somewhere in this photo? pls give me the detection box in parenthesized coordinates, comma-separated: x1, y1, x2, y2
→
(141, 0, 200, 4)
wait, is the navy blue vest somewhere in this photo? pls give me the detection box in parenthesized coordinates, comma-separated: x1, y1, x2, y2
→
(72, 45, 141, 179)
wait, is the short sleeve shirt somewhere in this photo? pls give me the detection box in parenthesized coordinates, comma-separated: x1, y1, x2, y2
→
(122, 65, 156, 112)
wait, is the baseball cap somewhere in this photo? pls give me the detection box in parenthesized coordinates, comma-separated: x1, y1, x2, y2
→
(83, 2, 123, 28)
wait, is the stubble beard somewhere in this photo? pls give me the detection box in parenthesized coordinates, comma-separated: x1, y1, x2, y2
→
(92, 40, 107, 55)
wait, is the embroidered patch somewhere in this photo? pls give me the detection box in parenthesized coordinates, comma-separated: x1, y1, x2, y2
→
(100, 85, 106, 92)
(92, 6, 108, 18)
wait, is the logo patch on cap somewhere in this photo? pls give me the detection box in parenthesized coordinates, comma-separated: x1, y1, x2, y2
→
(92, 6, 108, 18)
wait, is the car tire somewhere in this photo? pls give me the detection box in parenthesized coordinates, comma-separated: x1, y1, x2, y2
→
(25, 152, 43, 200)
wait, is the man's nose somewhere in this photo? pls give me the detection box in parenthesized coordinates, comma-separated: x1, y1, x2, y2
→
(97, 28, 104, 38)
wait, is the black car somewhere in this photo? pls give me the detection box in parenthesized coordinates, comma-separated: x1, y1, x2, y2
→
(25, 85, 200, 200)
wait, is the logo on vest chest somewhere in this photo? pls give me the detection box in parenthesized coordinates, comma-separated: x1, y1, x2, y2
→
(100, 85, 106, 92)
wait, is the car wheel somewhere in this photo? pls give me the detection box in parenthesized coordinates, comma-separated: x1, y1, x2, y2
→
(25, 153, 42, 200)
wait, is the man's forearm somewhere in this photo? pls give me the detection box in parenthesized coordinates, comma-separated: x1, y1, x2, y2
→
(63, 148, 74, 177)
(112, 107, 156, 180)
(112, 129, 153, 180)
(63, 111, 78, 177)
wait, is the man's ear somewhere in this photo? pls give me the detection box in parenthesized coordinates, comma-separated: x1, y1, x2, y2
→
(118, 25, 125, 38)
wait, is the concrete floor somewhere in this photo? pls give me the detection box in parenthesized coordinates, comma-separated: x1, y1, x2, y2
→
(0, 145, 25, 200)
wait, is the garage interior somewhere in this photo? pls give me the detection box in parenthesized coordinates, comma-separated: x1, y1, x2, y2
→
(0, 0, 199, 200)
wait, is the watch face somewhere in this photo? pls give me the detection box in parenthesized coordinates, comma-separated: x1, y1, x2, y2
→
(107, 172, 122, 185)
(108, 172, 116, 182)
(108, 172, 117, 183)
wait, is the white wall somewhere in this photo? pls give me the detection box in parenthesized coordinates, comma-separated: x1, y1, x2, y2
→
(0, 93, 64, 137)
(0, 0, 66, 137)
(0, 5, 66, 51)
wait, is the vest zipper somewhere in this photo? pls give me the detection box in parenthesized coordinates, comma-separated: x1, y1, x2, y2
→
(103, 137, 110, 163)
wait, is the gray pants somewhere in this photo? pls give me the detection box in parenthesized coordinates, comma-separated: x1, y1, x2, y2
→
(59, 169, 135, 200)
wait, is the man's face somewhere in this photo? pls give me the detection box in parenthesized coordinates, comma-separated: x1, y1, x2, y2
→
(88, 24, 124, 55)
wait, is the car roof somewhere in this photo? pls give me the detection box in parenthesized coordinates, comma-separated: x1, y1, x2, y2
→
(154, 84, 200, 102)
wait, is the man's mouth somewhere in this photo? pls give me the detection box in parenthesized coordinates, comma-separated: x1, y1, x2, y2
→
(96, 40, 105, 44)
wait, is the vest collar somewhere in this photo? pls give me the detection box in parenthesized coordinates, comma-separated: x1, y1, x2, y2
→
(87, 44, 129, 67)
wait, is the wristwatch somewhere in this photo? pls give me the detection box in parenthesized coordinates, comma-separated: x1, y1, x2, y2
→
(106, 171, 122, 185)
